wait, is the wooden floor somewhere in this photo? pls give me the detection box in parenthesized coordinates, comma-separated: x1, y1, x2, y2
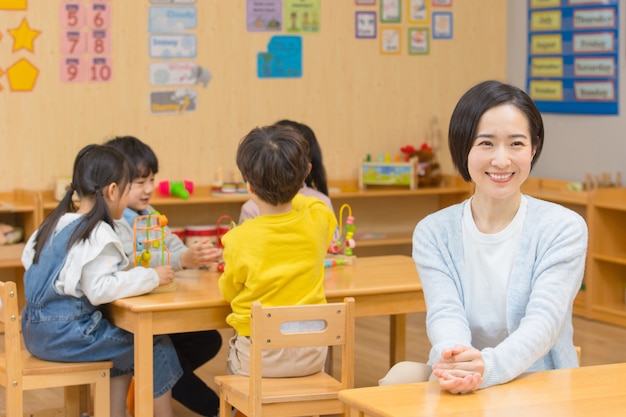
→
(2, 313, 626, 416)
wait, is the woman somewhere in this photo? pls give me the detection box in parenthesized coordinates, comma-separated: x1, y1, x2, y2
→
(380, 80, 587, 394)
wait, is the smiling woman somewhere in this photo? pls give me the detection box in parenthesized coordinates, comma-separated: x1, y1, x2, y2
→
(380, 80, 588, 395)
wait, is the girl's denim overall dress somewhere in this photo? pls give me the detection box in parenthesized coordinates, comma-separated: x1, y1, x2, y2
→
(21, 217, 182, 397)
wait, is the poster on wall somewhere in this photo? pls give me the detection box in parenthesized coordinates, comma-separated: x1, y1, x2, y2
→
(257, 35, 302, 77)
(284, 0, 320, 33)
(526, 0, 619, 115)
(246, 0, 282, 31)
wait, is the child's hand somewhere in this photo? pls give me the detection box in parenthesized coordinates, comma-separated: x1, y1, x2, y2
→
(154, 265, 175, 286)
(181, 240, 223, 268)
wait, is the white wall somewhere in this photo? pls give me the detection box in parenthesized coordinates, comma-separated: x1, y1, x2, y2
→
(507, 0, 626, 183)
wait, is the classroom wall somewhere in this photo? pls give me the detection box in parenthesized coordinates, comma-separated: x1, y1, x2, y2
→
(507, 0, 626, 183)
(0, 1, 507, 193)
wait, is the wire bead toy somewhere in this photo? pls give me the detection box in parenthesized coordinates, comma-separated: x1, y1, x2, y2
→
(133, 211, 171, 267)
(325, 203, 357, 267)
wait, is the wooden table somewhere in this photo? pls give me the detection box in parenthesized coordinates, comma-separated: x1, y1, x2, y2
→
(106, 255, 423, 417)
(339, 362, 626, 417)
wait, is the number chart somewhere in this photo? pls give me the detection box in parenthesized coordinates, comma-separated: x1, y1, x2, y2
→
(60, 1, 112, 83)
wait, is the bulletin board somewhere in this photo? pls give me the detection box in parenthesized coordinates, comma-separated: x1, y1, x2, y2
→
(526, 0, 620, 115)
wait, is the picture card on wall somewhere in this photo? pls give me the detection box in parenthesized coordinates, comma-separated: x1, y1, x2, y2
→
(149, 6, 197, 32)
(150, 34, 197, 58)
(247, 0, 282, 32)
(257, 35, 302, 78)
(150, 62, 212, 87)
(150, 89, 198, 113)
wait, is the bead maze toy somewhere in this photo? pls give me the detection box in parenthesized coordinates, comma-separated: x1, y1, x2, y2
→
(208, 215, 237, 273)
(325, 203, 357, 268)
(133, 211, 171, 267)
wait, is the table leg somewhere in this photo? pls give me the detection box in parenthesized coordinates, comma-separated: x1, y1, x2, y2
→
(389, 314, 406, 366)
(134, 313, 154, 417)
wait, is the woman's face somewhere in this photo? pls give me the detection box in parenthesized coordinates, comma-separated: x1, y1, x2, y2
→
(468, 103, 536, 202)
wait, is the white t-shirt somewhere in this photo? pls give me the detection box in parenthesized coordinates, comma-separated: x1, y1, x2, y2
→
(462, 196, 527, 349)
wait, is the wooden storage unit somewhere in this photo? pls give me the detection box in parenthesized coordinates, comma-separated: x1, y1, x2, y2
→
(0, 190, 39, 304)
(33, 179, 626, 328)
(42, 188, 248, 233)
(40, 177, 471, 258)
(330, 176, 471, 257)
(521, 177, 590, 318)
(0, 190, 39, 269)
(587, 188, 626, 327)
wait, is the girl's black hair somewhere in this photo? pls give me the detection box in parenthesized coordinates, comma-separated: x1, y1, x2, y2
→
(274, 120, 329, 196)
(32, 144, 131, 263)
(105, 135, 158, 179)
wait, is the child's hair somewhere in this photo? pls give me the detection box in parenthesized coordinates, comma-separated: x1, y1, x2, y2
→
(274, 119, 329, 196)
(104, 135, 159, 179)
(237, 125, 310, 206)
(32, 144, 132, 263)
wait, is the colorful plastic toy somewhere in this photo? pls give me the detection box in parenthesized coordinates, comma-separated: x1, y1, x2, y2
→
(158, 180, 194, 199)
(326, 203, 357, 267)
(133, 211, 171, 267)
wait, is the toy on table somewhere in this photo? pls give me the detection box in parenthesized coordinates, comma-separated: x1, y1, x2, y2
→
(206, 215, 236, 273)
(133, 211, 171, 267)
(326, 204, 357, 268)
(158, 180, 194, 199)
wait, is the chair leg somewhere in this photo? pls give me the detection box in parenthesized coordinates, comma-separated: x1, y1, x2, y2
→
(219, 395, 231, 417)
(93, 371, 111, 417)
(5, 384, 24, 417)
(64, 386, 81, 416)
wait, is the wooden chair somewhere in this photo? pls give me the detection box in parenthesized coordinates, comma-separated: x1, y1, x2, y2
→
(0, 280, 112, 417)
(215, 297, 356, 417)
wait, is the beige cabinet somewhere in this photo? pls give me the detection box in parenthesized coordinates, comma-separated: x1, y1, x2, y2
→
(30, 177, 626, 328)
(0, 190, 39, 303)
(587, 188, 626, 327)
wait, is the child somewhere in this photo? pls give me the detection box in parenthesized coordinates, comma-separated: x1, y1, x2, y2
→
(21, 144, 181, 417)
(105, 135, 223, 417)
(219, 125, 338, 377)
(238, 119, 333, 223)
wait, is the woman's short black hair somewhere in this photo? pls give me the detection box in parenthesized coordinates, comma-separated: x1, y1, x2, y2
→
(449, 80, 544, 182)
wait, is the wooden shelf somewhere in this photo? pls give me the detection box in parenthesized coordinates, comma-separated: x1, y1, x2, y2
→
(0, 243, 25, 268)
(356, 232, 412, 247)
(592, 253, 626, 266)
(9, 176, 626, 328)
(587, 187, 626, 327)
(0, 190, 38, 274)
(521, 177, 588, 206)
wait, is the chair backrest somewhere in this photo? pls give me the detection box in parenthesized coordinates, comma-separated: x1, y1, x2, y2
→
(0, 280, 25, 398)
(249, 297, 355, 412)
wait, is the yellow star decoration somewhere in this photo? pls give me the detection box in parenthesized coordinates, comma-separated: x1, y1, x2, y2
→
(8, 18, 41, 53)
